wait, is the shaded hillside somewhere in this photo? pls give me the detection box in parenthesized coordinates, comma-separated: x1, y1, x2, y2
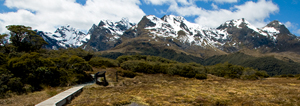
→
(98, 37, 206, 63)
(99, 49, 204, 64)
(204, 52, 300, 76)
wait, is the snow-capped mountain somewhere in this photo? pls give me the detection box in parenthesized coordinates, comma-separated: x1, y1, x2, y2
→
(82, 18, 136, 51)
(37, 25, 90, 50)
(136, 15, 230, 48)
(217, 18, 282, 41)
(38, 15, 299, 55)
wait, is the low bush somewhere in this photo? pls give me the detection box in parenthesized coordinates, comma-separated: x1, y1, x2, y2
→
(255, 71, 270, 78)
(287, 74, 295, 77)
(195, 74, 207, 80)
(118, 70, 137, 78)
(280, 74, 288, 77)
(89, 57, 119, 68)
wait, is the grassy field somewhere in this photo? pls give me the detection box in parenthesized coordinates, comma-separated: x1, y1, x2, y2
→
(0, 86, 70, 106)
(68, 68, 300, 106)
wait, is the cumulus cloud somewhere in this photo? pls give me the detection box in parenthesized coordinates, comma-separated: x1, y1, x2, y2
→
(0, 0, 281, 35)
(211, 3, 218, 9)
(297, 29, 300, 35)
(284, 21, 300, 35)
(285, 21, 293, 28)
(284, 21, 298, 29)
(144, 0, 238, 5)
(0, 0, 145, 33)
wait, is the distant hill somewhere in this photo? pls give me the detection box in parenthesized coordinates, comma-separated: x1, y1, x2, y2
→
(204, 52, 300, 76)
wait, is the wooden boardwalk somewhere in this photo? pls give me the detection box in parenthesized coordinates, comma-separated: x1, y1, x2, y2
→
(35, 83, 92, 106)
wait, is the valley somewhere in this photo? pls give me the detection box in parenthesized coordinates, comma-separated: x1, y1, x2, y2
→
(1, 14, 300, 106)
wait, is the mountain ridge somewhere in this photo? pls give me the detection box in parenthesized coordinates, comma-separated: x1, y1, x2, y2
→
(37, 15, 300, 57)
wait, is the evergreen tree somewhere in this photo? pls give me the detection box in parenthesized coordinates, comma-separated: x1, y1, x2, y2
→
(6, 25, 47, 52)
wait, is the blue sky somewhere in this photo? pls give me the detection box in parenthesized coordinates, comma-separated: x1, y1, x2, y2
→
(0, 0, 299, 36)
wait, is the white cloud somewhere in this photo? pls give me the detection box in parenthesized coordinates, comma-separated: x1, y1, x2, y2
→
(285, 21, 293, 28)
(284, 21, 298, 29)
(215, 0, 238, 3)
(297, 29, 300, 35)
(144, 0, 238, 5)
(211, 3, 218, 9)
(164, 0, 279, 28)
(284, 21, 300, 36)
(0, 0, 145, 33)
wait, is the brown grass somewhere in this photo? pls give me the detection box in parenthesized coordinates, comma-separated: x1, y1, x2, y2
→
(68, 68, 300, 106)
(0, 86, 70, 106)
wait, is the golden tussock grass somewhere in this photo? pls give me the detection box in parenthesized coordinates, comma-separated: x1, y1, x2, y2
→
(68, 68, 300, 106)
(0, 86, 70, 106)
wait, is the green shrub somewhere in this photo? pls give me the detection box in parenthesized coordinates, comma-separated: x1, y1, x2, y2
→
(195, 74, 207, 79)
(135, 61, 154, 74)
(295, 74, 300, 77)
(120, 60, 140, 71)
(7, 52, 55, 79)
(178, 64, 196, 78)
(119, 70, 137, 78)
(280, 74, 288, 77)
(120, 60, 154, 74)
(287, 74, 294, 77)
(89, 57, 119, 67)
(0, 53, 7, 66)
(165, 65, 179, 75)
(67, 55, 92, 72)
(7, 77, 23, 93)
(241, 75, 258, 80)
(255, 71, 269, 78)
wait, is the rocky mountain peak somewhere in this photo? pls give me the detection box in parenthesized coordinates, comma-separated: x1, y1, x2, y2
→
(38, 25, 90, 49)
(137, 15, 157, 29)
(161, 15, 186, 23)
(217, 18, 255, 30)
(265, 20, 290, 34)
(266, 20, 282, 28)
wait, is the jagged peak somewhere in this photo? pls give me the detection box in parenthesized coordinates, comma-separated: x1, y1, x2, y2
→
(222, 18, 252, 27)
(144, 15, 160, 21)
(98, 18, 135, 27)
(119, 17, 130, 23)
(55, 25, 78, 33)
(161, 15, 186, 23)
(217, 18, 261, 34)
(265, 20, 284, 28)
(264, 20, 290, 34)
(98, 20, 114, 27)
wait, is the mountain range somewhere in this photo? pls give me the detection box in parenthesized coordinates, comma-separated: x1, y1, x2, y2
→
(37, 15, 300, 59)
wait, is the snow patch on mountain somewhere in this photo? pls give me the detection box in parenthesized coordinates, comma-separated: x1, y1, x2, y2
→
(221, 18, 283, 40)
(40, 25, 90, 49)
(97, 18, 135, 36)
(262, 27, 280, 39)
(144, 15, 229, 47)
